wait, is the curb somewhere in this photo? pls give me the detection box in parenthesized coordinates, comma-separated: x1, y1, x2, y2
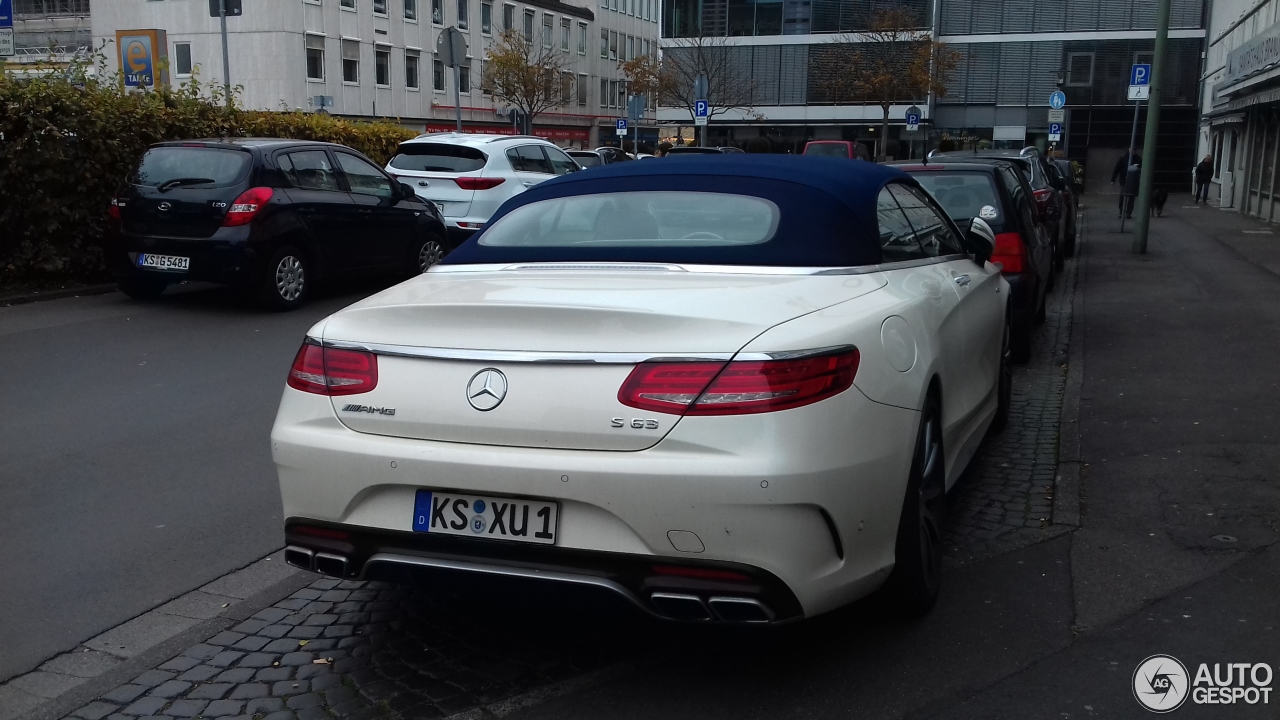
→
(0, 552, 310, 720)
(0, 284, 117, 308)
(1053, 208, 1087, 528)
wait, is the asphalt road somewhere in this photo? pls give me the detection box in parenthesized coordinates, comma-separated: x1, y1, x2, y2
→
(0, 280, 384, 682)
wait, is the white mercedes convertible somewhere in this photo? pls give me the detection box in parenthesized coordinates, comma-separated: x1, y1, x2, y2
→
(271, 155, 1010, 623)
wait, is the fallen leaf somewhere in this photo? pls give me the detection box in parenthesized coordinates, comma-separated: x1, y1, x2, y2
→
(313, 658, 331, 665)
(298, 640, 309, 646)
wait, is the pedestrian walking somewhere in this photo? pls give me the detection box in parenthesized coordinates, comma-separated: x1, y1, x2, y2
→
(1112, 151, 1141, 218)
(1194, 154, 1214, 204)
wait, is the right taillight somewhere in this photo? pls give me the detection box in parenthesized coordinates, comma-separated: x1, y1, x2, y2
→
(286, 341, 378, 396)
(454, 176, 506, 190)
(618, 349, 859, 416)
(108, 197, 122, 220)
(223, 187, 274, 227)
(992, 232, 1026, 273)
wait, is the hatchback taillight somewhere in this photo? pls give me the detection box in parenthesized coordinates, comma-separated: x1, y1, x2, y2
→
(223, 187, 274, 227)
(992, 232, 1027, 273)
(1032, 188, 1052, 215)
(286, 341, 378, 396)
(618, 350, 859, 416)
(108, 197, 122, 220)
(454, 177, 506, 190)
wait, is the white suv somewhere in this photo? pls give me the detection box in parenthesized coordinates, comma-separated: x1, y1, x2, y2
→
(385, 133, 581, 245)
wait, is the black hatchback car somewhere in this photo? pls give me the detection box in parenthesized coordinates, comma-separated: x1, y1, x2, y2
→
(891, 160, 1053, 362)
(107, 139, 447, 310)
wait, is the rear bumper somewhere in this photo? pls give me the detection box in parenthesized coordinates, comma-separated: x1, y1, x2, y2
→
(271, 383, 920, 621)
(106, 226, 259, 286)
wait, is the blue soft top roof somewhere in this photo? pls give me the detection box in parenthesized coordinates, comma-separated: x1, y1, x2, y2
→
(441, 155, 917, 268)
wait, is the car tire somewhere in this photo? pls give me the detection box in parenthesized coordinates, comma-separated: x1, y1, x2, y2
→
(258, 246, 309, 311)
(1012, 314, 1033, 364)
(991, 312, 1013, 431)
(118, 276, 168, 301)
(883, 392, 945, 617)
(1034, 285, 1048, 325)
(412, 232, 447, 274)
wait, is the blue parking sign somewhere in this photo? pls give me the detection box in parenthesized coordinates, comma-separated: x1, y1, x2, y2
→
(1130, 63, 1151, 86)
(0, 0, 13, 28)
(694, 100, 709, 118)
(616, 118, 628, 131)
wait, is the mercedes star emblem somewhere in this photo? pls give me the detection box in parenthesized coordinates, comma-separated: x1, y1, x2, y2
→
(466, 368, 508, 411)
(157, 201, 172, 212)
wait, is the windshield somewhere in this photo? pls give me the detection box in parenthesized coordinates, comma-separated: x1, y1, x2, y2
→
(479, 192, 779, 248)
(130, 147, 250, 189)
(910, 172, 1004, 226)
(389, 143, 487, 173)
(804, 143, 850, 158)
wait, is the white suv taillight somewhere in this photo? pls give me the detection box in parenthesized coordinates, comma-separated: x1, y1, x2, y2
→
(286, 341, 378, 396)
(618, 350, 859, 416)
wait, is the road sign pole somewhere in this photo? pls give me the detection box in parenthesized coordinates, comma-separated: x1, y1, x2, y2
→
(452, 63, 463, 132)
(219, 0, 231, 106)
(1133, 0, 1172, 254)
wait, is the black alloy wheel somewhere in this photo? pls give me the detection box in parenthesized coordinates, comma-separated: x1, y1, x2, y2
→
(259, 246, 309, 311)
(414, 233, 446, 274)
(992, 311, 1013, 431)
(118, 276, 168, 301)
(884, 393, 946, 616)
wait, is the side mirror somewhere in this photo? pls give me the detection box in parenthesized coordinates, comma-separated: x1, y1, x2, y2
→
(399, 182, 417, 200)
(967, 217, 996, 265)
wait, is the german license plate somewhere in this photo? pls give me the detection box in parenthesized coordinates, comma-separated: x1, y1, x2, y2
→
(137, 253, 189, 271)
(412, 490, 558, 545)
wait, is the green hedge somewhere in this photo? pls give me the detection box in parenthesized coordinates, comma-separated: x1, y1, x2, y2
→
(0, 68, 417, 287)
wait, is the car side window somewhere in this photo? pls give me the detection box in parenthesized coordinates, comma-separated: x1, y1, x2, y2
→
(876, 186, 926, 262)
(544, 146, 579, 175)
(1001, 167, 1039, 234)
(890, 184, 965, 257)
(335, 152, 395, 198)
(279, 151, 339, 192)
(508, 145, 554, 174)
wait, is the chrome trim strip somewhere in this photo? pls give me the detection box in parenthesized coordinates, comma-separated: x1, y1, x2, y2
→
(360, 552, 652, 614)
(428, 257, 967, 276)
(316, 339, 855, 365)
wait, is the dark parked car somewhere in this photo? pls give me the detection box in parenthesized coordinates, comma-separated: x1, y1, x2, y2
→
(1044, 158, 1078, 257)
(892, 159, 1053, 362)
(566, 150, 604, 168)
(665, 146, 745, 155)
(593, 147, 634, 164)
(930, 148, 1067, 274)
(107, 139, 447, 310)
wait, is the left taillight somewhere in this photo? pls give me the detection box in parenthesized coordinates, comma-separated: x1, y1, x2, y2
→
(286, 341, 378, 396)
(222, 187, 274, 227)
(108, 197, 123, 220)
(618, 349, 859, 416)
(1032, 188, 1052, 215)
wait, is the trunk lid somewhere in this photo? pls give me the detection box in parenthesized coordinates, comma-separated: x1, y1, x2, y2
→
(121, 145, 253, 238)
(321, 267, 887, 451)
(387, 142, 488, 218)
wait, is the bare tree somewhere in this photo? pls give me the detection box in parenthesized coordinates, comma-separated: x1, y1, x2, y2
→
(621, 35, 757, 124)
(813, 8, 958, 161)
(482, 29, 572, 131)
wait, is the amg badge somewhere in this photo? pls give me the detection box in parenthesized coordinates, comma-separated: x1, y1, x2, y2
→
(342, 404, 396, 416)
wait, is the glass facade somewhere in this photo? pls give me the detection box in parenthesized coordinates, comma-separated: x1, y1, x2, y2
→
(663, 0, 929, 37)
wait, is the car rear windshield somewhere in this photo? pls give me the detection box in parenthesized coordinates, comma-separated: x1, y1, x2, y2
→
(804, 143, 849, 158)
(571, 154, 602, 167)
(910, 171, 1004, 226)
(389, 143, 487, 173)
(130, 147, 251, 189)
(478, 192, 779, 249)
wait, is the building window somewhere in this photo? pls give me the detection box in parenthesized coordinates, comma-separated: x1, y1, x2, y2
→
(560, 17, 570, 51)
(617, 80, 625, 108)
(458, 0, 469, 28)
(523, 10, 535, 41)
(609, 31, 617, 60)
(432, 0, 443, 24)
(342, 40, 360, 83)
(374, 0, 388, 15)
(458, 63, 471, 92)
(406, 52, 420, 89)
(405, 0, 417, 20)
(577, 22, 586, 54)
(481, 1, 492, 32)
(375, 49, 390, 85)
(433, 57, 445, 90)
(600, 78, 609, 107)
(601, 0, 607, 9)
(561, 71, 573, 102)
(578, 72, 588, 105)
(600, 28, 607, 58)
(174, 42, 192, 76)
(610, 0, 617, 11)
(1066, 52, 1093, 87)
(503, 3, 514, 30)
(542, 13, 552, 47)
(341, 0, 355, 8)
(625, 35, 633, 61)
(305, 35, 325, 80)
(482, 59, 492, 93)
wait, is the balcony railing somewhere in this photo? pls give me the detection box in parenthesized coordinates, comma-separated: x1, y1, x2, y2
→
(15, 0, 91, 18)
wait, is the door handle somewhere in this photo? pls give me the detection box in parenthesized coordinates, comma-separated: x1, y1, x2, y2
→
(954, 275, 971, 287)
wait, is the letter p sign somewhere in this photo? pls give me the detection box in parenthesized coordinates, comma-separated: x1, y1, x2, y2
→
(1130, 63, 1151, 87)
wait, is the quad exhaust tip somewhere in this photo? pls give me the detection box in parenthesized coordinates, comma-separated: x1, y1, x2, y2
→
(650, 593, 774, 623)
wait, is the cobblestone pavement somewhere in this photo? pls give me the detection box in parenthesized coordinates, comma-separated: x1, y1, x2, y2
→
(943, 239, 1078, 565)
(61, 240, 1082, 720)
